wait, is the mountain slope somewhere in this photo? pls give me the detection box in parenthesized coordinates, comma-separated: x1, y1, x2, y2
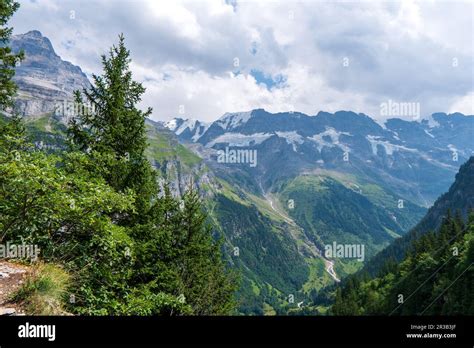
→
(11, 30, 90, 117)
(362, 156, 474, 276)
(165, 109, 473, 206)
(277, 175, 423, 258)
(332, 157, 474, 315)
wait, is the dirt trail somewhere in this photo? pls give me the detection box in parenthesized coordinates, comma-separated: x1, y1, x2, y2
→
(0, 261, 29, 315)
(323, 259, 340, 282)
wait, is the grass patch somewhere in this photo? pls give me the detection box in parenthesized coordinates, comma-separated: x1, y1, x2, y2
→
(302, 258, 334, 293)
(263, 302, 277, 316)
(11, 263, 71, 315)
(333, 259, 364, 278)
(146, 127, 202, 167)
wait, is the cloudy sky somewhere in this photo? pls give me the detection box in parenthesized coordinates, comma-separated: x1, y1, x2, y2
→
(12, 0, 474, 122)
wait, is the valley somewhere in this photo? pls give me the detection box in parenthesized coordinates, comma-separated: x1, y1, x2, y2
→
(259, 181, 340, 282)
(7, 29, 474, 315)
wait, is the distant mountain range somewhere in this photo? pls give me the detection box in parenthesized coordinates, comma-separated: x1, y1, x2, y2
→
(10, 30, 474, 314)
(164, 109, 474, 206)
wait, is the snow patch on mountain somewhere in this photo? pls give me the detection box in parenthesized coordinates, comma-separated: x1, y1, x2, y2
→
(191, 123, 210, 142)
(164, 118, 210, 142)
(309, 127, 352, 153)
(366, 135, 417, 156)
(425, 114, 441, 128)
(424, 129, 435, 138)
(207, 132, 273, 147)
(164, 119, 178, 131)
(175, 119, 198, 135)
(216, 111, 253, 130)
(275, 131, 305, 151)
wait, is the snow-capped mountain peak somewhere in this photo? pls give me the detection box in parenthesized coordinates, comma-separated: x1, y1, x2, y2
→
(216, 111, 253, 131)
(163, 118, 210, 142)
(163, 109, 474, 204)
(164, 119, 179, 131)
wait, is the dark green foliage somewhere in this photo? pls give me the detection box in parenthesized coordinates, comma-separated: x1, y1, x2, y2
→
(212, 194, 309, 314)
(0, 0, 23, 110)
(1, 22, 236, 315)
(362, 157, 474, 277)
(332, 212, 474, 315)
(130, 187, 238, 315)
(120, 286, 193, 315)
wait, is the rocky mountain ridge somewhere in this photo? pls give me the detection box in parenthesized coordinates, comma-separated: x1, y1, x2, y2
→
(11, 30, 90, 117)
(164, 109, 474, 206)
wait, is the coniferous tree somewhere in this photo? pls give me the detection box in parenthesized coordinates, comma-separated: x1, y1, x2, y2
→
(333, 212, 474, 315)
(0, 0, 23, 111)
(176, 187, 237, 314)
(68, 35, 237, 315)
(68, 34, 155, 217)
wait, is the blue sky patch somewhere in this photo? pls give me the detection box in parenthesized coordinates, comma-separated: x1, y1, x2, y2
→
(250, 69, 286, 90)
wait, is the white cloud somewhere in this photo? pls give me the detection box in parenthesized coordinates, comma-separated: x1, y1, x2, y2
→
(11, 0, 474, 121)
(449, 92, 474, 115)
(146, 2, 202, 40)
(137, 62, 370, 122)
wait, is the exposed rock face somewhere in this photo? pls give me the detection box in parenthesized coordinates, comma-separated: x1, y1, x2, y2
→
(10, 31, 211, 199)
(145, 119, 221, 198)
(164, 109, 474, 206)
(11, 30, 90, 118)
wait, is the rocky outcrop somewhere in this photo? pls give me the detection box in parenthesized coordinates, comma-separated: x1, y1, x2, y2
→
(0, 261, 29, 316)
(11, 30, 90, 118)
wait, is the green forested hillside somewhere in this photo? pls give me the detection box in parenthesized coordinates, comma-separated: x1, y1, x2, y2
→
(332, 212, 474, 315)
(331, 157, 474, 315)
(210, 193, 309, 314)
(361, 157, 474, 277)
(277, 175, 425, 261)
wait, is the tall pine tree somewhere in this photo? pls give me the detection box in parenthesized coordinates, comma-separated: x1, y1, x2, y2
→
(0, 0, 23, 111)
(68, 34, 155, 217)
(69, 35, 237, 315)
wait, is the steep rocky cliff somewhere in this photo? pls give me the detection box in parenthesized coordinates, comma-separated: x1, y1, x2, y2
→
(11, 30, 90, 117)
